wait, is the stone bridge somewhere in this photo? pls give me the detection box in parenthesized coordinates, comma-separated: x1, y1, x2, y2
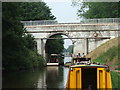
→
(21, 18, 120, 59)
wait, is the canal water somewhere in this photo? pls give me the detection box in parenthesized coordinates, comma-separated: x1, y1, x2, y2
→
(2, 57, 72, 89)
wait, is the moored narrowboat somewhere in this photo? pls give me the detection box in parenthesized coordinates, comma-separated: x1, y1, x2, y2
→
(47, 54, 59, 66)
(66, 57, 112, 89)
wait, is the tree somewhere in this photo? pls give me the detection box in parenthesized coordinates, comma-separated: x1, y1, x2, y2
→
(19, 2, 56, 21)
(2, 3, 27, 70)
(2, 2, 56, 70)
(24, 34, 36, 50)
(66, 45, 73, 53)
(45, 35, 64, 54)
(75, 2, 119, 19)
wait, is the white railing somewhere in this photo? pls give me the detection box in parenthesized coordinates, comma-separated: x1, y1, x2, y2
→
(80, 18, 120, 24)
(21, 20, 58, 26)
(21, 18, 120, 26)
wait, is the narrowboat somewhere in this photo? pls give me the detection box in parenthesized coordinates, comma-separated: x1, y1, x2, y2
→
(66, 57, 112, 89)
(47, 54, 59, 66)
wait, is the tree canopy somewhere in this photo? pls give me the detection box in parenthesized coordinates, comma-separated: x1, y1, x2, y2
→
(76, 2, 119, 19)
(66, 45, 73, 54)
(20, 2, 56, 21)
(45, 35, 64, 54)
(2, 2, 56, 71)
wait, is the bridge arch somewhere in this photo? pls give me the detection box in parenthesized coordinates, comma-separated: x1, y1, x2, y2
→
(45, 32, 74, 61)
(46, 32, 74, 42)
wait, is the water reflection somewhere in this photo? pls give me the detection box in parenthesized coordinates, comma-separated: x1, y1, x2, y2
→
(46, 66, 69, 88)
(2, 57, 71, 89)
(46, 66, 61, 88)
(2, 69, 45, 88)
(37, 68, 46, 88)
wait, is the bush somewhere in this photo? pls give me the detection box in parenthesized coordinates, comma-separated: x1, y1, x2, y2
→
(111, 71, 120, 89)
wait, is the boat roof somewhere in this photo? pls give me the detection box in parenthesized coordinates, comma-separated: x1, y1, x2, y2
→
(51, 54, 57, 56)
(70, 64, 108, 68)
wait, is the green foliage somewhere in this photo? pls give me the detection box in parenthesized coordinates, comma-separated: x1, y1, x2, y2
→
(93, 44, 120, 64)
(115, 68, 120, 70)
(111, 71, 120, 89)
(114, 62, 120, 66)
(28, 50, 45, 69)
(62, 48, 67, 52)
(19, 2, 56, 21)
(66, 45, 73, 53)
(45, 35, 64, 54)
(2, 2, 26, 70)
(77, 2, 119, 19)
(24, 34, 36, 50)
(2, 2, 55, 71)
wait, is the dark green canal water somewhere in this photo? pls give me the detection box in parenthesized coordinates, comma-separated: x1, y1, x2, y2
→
(2, 57, 71, 89)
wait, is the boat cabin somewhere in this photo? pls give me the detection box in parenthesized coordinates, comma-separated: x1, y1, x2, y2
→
(49, 54, 58, 63)
(66, 58, 112, 89)
(47, 54, 59, 66)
